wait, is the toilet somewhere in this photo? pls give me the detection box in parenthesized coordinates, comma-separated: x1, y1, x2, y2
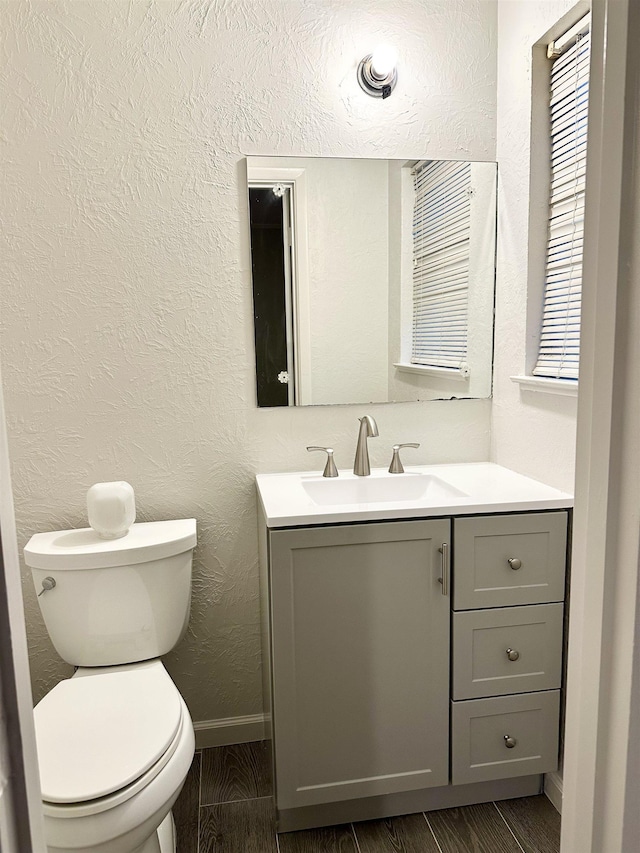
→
(24, 518, 197, 853)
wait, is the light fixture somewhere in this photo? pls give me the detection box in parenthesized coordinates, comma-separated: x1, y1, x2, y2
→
(357, 45, 398, 99)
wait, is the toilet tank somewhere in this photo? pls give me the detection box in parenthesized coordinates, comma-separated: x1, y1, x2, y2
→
(24, 519, 196, 667)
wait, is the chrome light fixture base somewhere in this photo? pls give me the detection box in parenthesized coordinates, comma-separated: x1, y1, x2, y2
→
(357, 54, 398, 99)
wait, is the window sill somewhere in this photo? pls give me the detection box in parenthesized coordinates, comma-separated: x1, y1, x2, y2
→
(394, 363, 470, 382)
(510, 375, 579, 397)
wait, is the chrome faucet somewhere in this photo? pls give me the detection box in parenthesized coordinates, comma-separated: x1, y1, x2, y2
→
(353, 415, 379, 476)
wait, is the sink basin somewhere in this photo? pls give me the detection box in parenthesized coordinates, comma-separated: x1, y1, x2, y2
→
(257, 463, 574, 527)
(301, 473, 468, 506)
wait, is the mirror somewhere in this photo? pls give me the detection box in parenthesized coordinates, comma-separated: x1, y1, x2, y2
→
(247, 156, 496, 407)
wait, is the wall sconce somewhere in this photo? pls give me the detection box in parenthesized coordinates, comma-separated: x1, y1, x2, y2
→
(357, 45, 398, 99)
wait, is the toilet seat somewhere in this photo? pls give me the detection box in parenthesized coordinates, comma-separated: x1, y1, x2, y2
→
(41, 709, 186, 819)
(34, 662, 183, 816)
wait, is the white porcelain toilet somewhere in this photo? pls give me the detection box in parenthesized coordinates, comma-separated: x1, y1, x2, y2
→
(24, 518, 197, 853)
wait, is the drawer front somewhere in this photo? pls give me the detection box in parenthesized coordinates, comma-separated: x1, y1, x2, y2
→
(453, 512, 567, 610)
(451, 690, 560, 785)
(452, 603, 563, 700)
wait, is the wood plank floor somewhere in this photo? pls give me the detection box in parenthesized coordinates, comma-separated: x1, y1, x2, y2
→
(173, 742, 561, 853)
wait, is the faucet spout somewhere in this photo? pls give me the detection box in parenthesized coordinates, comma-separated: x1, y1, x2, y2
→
(353, 416, 379, 476)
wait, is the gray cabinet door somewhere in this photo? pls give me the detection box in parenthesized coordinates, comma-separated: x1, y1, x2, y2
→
(269, 519, 451, 810)
(453, 512, 567, 610)
(452, 603, 564, 699)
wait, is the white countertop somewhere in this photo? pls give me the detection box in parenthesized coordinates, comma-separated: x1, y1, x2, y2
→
(256, 462, 573, 528)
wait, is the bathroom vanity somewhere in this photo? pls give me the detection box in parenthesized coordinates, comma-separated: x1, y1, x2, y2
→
(256, 463, 572, 831)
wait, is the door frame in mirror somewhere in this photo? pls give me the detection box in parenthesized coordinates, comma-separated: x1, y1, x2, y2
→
(247, 163, 312, 405)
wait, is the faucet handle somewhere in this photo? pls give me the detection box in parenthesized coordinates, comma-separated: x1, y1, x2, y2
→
(307, 446, 339, 478)
(388, 443, 420, 474)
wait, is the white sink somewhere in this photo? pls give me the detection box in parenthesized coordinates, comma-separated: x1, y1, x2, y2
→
(302, 473, 468, 506)
(256, 463, 573, 527)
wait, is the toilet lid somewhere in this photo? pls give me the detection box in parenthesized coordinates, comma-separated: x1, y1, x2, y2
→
(34, 664, 183, 804)
(24, 518, 197, 570)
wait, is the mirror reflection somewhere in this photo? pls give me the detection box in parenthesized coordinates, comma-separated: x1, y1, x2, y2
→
(247, 157, 497, 407)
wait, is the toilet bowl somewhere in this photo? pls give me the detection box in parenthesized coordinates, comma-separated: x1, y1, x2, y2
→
(34, 661, 194, 853)
(25, 518, 198, 853)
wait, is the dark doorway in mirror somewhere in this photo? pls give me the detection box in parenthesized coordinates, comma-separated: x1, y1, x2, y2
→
(249, 187, 292, 407)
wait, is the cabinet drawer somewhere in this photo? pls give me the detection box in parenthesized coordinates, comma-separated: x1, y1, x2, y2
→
(452, 603, 563, 699)
(451, 690, 560, 785)
(453, 512, 567, 610)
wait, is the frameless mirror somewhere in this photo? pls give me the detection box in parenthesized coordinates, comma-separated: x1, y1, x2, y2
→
(246, 156, 496, 407)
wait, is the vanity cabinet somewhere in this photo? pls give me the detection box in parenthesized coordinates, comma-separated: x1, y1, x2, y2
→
(260, 503, 570, 831)
(268, 519, 450, 811)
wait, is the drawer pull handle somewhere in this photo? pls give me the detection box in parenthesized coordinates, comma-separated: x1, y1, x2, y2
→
(504, 735, 517, 749)
(508, 557, 522, 570)
(438, 543, 449, 596)
(506, 648, 520, 662)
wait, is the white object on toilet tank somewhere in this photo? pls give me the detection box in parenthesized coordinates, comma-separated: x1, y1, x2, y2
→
(87, 481, 136, 539)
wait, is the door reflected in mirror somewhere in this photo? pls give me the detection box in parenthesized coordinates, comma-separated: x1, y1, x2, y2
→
(247, 156, 497, 407)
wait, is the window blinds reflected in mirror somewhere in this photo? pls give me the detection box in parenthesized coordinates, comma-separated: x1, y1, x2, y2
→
(411, 161, 472, 375)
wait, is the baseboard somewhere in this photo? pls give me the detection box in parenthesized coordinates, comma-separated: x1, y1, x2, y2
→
(544, 770, 563, 814)
(193, 713, 265, 750)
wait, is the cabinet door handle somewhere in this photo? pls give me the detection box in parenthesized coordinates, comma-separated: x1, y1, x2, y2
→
(506, 648, 520, 661)
(504, 735, 517, 749)
(438, 543, 449, 596)
(508, 557, 522, 570)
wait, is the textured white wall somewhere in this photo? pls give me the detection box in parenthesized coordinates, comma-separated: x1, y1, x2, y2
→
(491, 0, 582, 491)
(0, 0, 496, 725)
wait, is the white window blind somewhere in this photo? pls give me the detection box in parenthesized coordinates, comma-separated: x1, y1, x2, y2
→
(411, 160, 471, 370)
(533, 18, 590, 380)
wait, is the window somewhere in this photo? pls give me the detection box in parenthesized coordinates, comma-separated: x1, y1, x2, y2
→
(533, 15, 590, 381)
(411, 160, 472, 373)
